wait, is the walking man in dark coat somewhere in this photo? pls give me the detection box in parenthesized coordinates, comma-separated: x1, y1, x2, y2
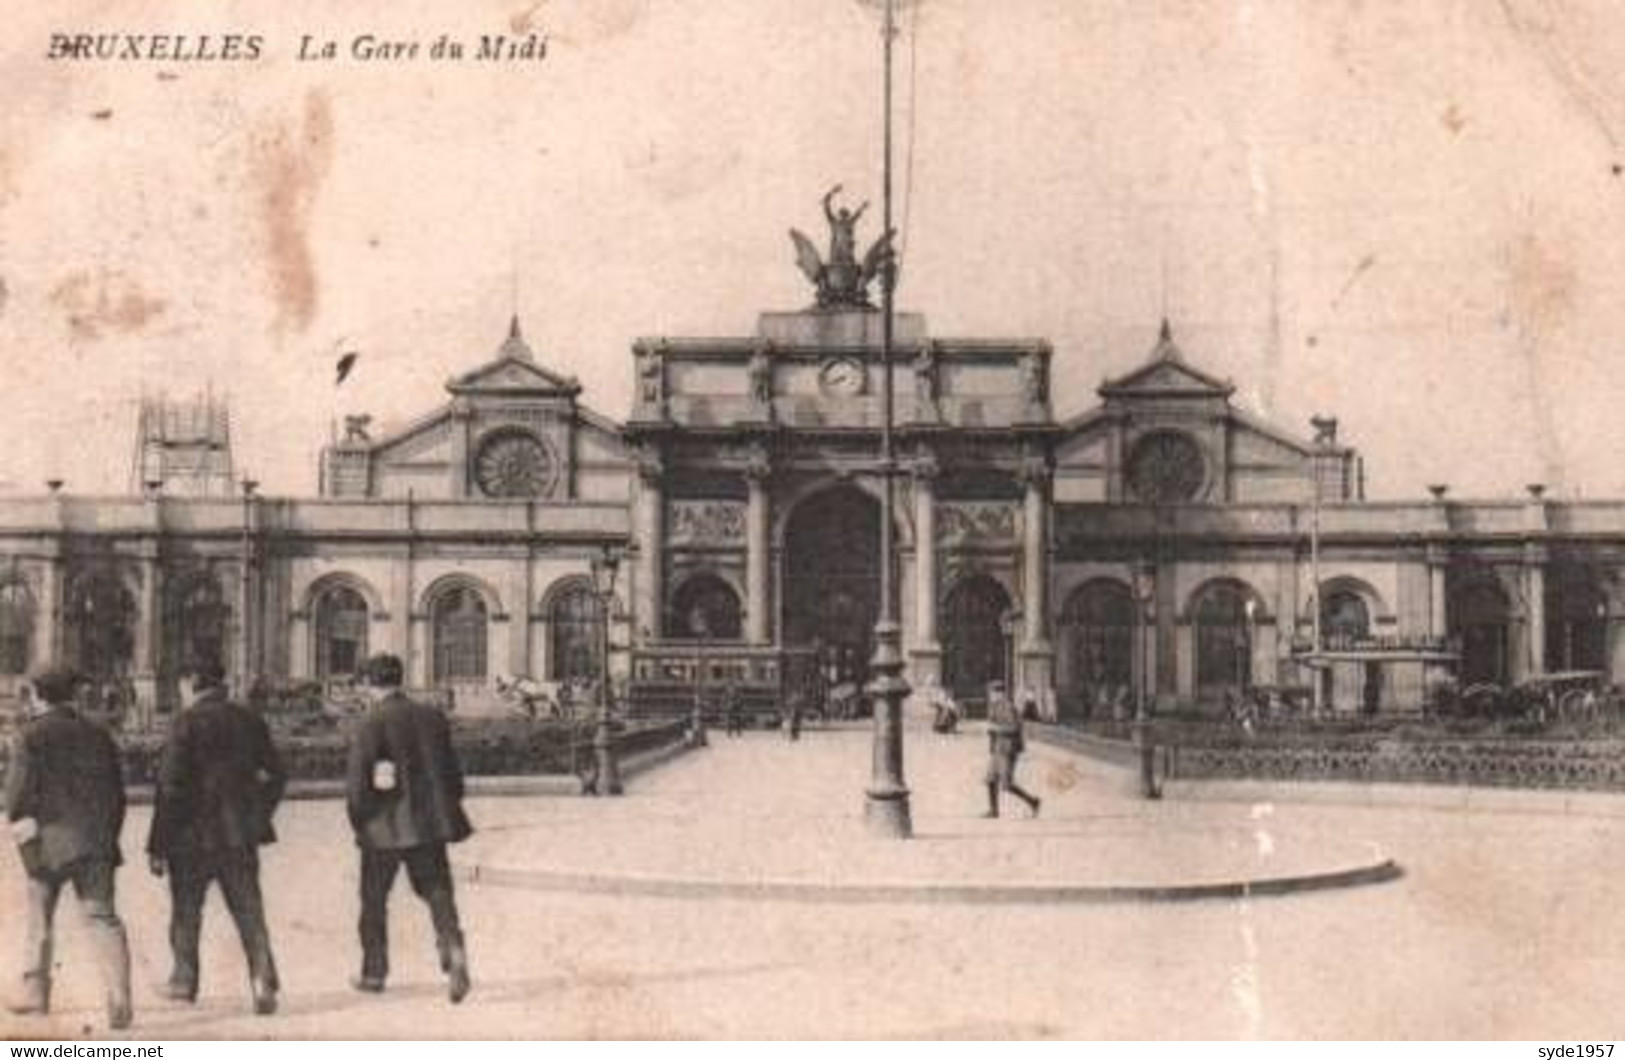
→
(346, 654, 473, 1003)
(983, 681, 1041, 819)
(147, 658, 285, 1014)
(4, 670, 133, 1030)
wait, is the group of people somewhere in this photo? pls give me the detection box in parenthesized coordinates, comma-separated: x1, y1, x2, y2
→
(3, 653, 474, 1031)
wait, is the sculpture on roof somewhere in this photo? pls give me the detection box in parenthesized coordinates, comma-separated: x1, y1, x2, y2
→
(343, 414, 373, 443)
(789, 184, 896, 310)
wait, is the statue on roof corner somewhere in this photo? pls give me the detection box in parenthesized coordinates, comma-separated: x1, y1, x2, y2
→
(789, 184, 896, 310)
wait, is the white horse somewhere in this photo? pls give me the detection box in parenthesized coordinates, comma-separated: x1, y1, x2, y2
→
(495, 675, 568, 720)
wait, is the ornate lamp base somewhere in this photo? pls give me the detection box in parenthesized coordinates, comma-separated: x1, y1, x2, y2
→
(594, 721, 624, 797)
(864, 619, 913, 838)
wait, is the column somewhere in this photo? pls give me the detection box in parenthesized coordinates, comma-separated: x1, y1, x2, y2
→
(1526, 549, 1546, 678)
(1523, 486, 1549, 680)
(1134, 562, 1158, 709)
(401, 497, 424, 686)
(510, 555, 532, 678)
(634, 454, 665, 642)
(1155, 560, 1178, 709)
(1427, 547, 1448, 639)
(448, 403, 473, 498)
(389, 553, 412, 660)
(133, 554, 161, 727)
(33, 558, 60, 671)
(238, 494, 257, 690)
(288, 611, 310, 680)
(745, 456, 772, 644)
(909, 457, 942, 691)
(1017, 456, 1055, 711)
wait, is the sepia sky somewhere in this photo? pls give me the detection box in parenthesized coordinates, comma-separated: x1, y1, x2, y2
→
(4, 0, 1625, 500)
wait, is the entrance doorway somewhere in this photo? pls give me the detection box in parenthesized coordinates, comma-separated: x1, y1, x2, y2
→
(783, 487, 882, 688)
(941, 574, 1011, 711)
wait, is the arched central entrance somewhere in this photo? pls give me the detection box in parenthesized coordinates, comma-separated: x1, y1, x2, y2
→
(783, 486, 881, 688)
(942, 574, 1012, 710)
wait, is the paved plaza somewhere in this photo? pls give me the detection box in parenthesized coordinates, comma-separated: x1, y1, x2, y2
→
(3, 726, 1624, 1039)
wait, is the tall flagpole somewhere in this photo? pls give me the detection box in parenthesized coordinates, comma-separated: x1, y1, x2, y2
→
(864, 0, 912, 839)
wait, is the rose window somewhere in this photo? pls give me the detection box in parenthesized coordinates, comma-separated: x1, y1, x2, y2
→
(1126, 431, 1205, 502)
(474, 431, 554, 498)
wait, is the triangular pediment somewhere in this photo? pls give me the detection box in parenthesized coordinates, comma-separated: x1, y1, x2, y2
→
(445, 316, 582, 397)
(449, 355, 579, 395)
(1099, 324, 1235, 400)
(1101, 359, 1233, 397)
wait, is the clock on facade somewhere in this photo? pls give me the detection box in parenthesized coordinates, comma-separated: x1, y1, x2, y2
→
(1126, 430, 1206, 503)
(819, 356, 866, 396)
(474, 429, 555, 498)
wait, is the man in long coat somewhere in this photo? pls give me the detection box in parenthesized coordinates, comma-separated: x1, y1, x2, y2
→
(147, 658, 285, 1014)
(5, 669, 133, 1030)
(345, 654, 472, 1003)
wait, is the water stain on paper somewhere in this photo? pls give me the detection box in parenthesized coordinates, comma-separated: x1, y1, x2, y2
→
(623, 141, 742, 203)
(250, 90, 334, 338)
(49, 269, 166, 341)
(549, 0, 648, 45)
(1042, 760, 1082, 794)
(1508, 230, 1578, 329)
(510, 1, 546, 34)
(1506, 229, 1578, 488)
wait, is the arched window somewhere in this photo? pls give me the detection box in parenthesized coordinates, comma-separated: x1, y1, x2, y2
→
(1454, 581, 1510, 686)
(1321, 589, 1371, 650)
(1059, 580, 1134, 700)
(1194, 581, 1256, 697)
(315, 585, 370, 679)
(549, 583, 602, 683)
(0, 580, 34, 676)
(1320, 587, 1376, 713)
(432, 586, 488, 685)
(670, 574, 743, 641)
(65, 572, 136, 682)
(164, 573, 229, 681)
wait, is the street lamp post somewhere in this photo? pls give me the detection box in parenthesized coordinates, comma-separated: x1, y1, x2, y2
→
(591, 546, 624, 797)
(240, 477, 259, 700)
(863, 0, 912, 839)
(691, 638, 709, 748)
(1132, 570, 1160, 800)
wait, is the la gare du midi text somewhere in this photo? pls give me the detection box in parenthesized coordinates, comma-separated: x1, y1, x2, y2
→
(296, 33, 548, 63)
(45, 32, 549, 64)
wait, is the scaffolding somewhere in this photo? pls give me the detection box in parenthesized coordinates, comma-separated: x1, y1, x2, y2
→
(127, 390, 236, 497)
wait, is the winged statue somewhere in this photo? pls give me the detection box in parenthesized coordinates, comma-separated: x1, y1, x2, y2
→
(789, 184, 896, 309)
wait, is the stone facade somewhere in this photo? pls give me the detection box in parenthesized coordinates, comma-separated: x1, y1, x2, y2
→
(1, 308, 1622, 723)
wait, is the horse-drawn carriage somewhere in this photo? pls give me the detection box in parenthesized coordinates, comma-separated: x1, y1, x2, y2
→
(1440, 670, 1619, 726)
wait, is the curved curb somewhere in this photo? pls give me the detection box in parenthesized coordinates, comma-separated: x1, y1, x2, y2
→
(459, 857, 1403, 906)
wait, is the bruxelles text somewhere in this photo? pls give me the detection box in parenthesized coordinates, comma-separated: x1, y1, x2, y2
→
(44, 32, 549, 64)
(46, 34, 264, 61)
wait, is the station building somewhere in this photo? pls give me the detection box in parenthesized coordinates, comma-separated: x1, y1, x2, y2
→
(0, 284, 1617, 722)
